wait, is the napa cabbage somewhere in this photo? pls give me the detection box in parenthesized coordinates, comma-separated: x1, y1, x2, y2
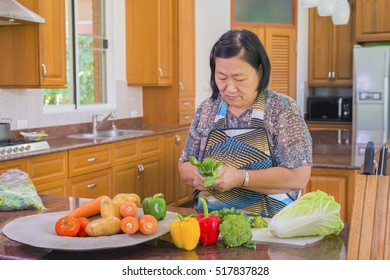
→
(268, 190, 344, 238)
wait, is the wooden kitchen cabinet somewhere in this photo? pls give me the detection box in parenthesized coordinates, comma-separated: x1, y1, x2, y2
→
(143, 0, 195, 125)
(126, 0, 174, 86)
(0, 0, 66, 88)
(69, 169, 113, 199)
(308, 5, 354, 87)
(0, 158, 27, 174)
(355, 0, 390, 42)
(304, 167, 359, 223)
(68, 144, 112, 198)
(163, 130, 192, 206)
(112, 135, 164, 200)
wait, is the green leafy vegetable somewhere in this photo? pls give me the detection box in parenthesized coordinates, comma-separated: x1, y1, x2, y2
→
(189, 156, 222, 187)
(247, 213, 268, 228)
(268, 190, 344, 238)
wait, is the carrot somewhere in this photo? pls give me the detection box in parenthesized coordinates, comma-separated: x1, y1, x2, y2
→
(121, 216, 139, 234)
(68, 196, 104, 218)
(138, 214, 158, 235)
(120, 201, 138, 217)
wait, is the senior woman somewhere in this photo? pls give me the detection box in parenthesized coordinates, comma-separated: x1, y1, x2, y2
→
(178, 29, 312, 217)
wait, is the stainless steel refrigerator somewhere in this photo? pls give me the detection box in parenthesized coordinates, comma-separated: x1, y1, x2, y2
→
(352, 45, 390, 166)
(353, 45, 390, 133)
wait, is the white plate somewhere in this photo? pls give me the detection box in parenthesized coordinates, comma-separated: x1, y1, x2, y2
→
(2, 210, 175, 251)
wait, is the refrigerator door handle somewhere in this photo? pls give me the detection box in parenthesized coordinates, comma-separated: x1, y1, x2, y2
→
(338, 98, 342, 119)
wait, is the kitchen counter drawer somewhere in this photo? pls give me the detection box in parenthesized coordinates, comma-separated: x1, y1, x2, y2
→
(69, 169, 112, 198)
(139, 135, 163, 159)
(179, 111, 194, 125)
(68, 144, 112, 177)
(27, 151, 68, 186)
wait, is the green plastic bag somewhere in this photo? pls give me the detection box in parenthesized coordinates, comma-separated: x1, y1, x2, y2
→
(0, 169, 45, 211)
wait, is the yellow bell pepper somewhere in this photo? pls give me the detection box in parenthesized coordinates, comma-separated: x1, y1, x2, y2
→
(170, 213, 200, 250)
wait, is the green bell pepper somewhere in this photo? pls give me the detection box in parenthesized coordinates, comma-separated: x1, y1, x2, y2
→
(142, 193, 167, 221)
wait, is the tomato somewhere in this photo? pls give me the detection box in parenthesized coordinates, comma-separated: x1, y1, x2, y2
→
(121, 216, 139, 234)
(138, 214, 158, 235)
(77, 217, 90, 237)
(120, 201, 138, 217)
(55, 216, 80, 237)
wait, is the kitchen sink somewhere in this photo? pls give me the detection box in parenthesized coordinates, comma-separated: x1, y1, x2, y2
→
(67, 129, 154, 140)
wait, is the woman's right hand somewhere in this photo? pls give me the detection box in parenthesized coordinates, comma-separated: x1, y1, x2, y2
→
(193, 170, 207, 191)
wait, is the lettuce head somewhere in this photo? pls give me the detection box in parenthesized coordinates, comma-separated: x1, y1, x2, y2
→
(268, 190, 344, 238)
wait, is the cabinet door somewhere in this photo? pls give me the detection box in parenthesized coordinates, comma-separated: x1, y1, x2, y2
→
(139, 156, 164, 200)
(355, 0, 390, 42)
(308, 9, 333, 86)
(0, 0, 66, 87)
(37, 0, 67, 87)
(265, 28, 296, 99)
(112, 162, 140, 195)
(174, 132, 192, 206)
(308, 8, 353, 87)
(304, 168, 358, 223)
(126, 0, 173, 86)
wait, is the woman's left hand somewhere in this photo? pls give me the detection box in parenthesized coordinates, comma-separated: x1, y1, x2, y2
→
(211, 166, 244, 192)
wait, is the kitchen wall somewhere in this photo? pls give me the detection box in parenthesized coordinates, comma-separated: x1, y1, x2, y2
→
(0, 0, 309, 131)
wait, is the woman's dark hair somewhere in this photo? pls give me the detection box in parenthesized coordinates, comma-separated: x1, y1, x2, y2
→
(209, 29, 271, 100)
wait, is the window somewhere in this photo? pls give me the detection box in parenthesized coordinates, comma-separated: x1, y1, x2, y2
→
(43, 0, 108, 108)
(232, 0, 295, 26)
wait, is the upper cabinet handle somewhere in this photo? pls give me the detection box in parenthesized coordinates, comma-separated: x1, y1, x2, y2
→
(41, 64, 47, 81)
(158, 68, 163, 80)
(179, 82, 184, 92)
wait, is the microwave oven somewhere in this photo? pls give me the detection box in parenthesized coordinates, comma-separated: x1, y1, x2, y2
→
(307, 96, 352, 121)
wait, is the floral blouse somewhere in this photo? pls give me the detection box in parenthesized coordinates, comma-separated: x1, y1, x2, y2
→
(179, 89, 313, 169)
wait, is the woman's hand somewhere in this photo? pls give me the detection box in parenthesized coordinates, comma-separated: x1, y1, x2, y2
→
(211, 166, 244, 192)
(192, 170, 208, 191)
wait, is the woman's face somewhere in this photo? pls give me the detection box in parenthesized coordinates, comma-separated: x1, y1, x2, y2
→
(215, 56, 260, 110)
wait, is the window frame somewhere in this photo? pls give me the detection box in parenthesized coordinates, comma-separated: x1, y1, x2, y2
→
(43, 0, 115, 115)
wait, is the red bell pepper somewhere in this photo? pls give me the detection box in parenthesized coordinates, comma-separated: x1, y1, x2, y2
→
(196, 197, 221, 245)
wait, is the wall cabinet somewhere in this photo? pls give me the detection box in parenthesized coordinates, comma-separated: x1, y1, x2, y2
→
(308, 6, 354, 87)
(304, 167, 359, 223)
(0, 0, 66, 88)
(126, 0, 173, 86)
(163, 130, 192, 206)
(143, 0, 195, 125)
(355, 0, 390, 42)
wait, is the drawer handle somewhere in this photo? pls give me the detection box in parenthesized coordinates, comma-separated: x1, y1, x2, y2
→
(87, 183, 96, 188)
(183, 102, 190, 106)
(184, 116, 190, 120)
(137, 164, 144, 179)
(88, 157, 97, 162)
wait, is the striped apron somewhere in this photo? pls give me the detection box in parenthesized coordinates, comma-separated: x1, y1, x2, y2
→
(198, 93, 297, 217)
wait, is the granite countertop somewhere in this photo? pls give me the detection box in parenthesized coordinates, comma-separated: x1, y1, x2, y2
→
(0, 195, 349, 260)
(0, 123, 189, 162)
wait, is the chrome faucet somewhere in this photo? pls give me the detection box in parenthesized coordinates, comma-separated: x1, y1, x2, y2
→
(92, 110, 116, 134)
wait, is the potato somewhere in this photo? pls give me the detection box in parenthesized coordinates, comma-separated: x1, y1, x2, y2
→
(112, 193, 141, 207)
(100, 195, 121, 219)
(85, 217, 122, 237)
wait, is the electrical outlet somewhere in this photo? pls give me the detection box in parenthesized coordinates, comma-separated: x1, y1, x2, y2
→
(17, 120, 28, 129)
(130, 110, 138, 117)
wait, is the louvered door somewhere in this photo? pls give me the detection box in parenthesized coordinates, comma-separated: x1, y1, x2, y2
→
(265, 28, 296, 100)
